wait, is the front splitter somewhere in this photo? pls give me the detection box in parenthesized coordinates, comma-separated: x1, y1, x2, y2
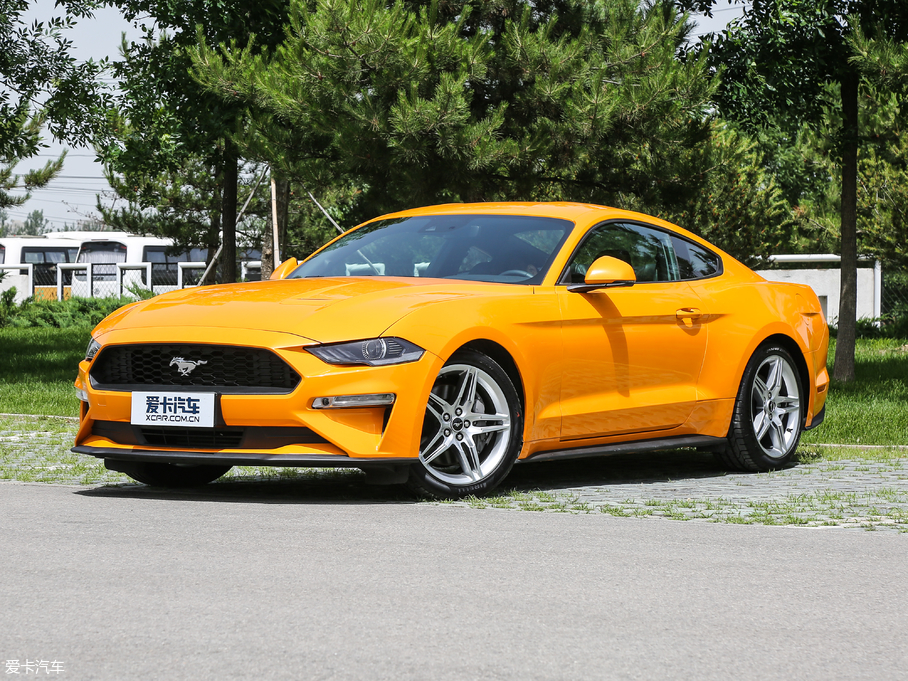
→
(72, 445, 415, 468)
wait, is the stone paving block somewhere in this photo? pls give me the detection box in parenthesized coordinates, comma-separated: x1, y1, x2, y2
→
(2, 415, 908, 530)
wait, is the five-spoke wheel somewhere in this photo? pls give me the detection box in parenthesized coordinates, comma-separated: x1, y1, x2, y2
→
(409, 350, 523, 498)
(717, 343, 804, 471)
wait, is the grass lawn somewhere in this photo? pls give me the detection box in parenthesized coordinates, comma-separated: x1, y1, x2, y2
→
(0, 327, 91, 417)
(801, 337, 908, 445)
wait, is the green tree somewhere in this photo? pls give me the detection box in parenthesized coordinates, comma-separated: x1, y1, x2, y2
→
(98, 0, 290, 282)
(190, 0, 796, 263)
(682, 0, 908, 381)
(190, 1, 721, 219)
(1, 0, 110, 210)
(98, 154, 271, 267)
(0, 110, 66, 210)
(21, 209, 48, 235)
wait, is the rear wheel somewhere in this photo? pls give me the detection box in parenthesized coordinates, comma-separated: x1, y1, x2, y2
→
(717, 343, 803, 471)
(408, 350, 523, 499)
(108, 460, 232, 487)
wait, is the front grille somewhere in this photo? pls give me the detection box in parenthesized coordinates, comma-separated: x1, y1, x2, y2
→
(90, 344, 301, 394)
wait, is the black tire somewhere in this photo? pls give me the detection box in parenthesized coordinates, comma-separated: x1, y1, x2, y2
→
(108, 460, 231, 487)
(408, 349, 523, 499)
(717, 342, 804, 472)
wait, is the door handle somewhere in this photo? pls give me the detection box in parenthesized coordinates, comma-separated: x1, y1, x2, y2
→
(676, 308, 702, 320)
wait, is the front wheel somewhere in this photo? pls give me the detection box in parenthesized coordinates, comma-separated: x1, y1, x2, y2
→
(717, 343, 803, 471)
(408, 350, 523, 499)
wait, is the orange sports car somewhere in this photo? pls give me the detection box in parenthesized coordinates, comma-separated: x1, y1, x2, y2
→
(73, 203, 828, 498)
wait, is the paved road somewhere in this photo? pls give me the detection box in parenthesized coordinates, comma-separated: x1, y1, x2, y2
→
(2, 482, 906, 680)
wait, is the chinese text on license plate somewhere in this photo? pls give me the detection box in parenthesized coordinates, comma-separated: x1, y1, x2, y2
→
(130, 392, 216, 428)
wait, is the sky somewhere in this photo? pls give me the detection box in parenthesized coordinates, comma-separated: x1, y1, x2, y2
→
(7, 1, 747, 234)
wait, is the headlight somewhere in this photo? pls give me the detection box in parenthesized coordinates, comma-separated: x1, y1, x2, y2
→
(307, 337, 425, 367)
(85, 337, 102, 362)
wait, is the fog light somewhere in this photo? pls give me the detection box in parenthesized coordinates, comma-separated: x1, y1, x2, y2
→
(312, 393, 396, 409)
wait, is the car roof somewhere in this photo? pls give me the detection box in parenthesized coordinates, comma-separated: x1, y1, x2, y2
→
(371, 202, 713, 245)
(378, 202, 614, 222)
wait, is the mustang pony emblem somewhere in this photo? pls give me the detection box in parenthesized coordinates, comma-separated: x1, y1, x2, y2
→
(170, 357, 208, 376)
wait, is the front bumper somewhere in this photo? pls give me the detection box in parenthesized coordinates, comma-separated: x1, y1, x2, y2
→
(75, 326, 442, 462)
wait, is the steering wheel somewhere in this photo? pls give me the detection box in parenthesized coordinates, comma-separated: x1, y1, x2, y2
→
(499, 269, 534, 278)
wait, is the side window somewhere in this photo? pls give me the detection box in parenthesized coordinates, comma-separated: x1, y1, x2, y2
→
(22, 249, 45, 264)
(143, 246, 168, 263)
(671, 236, 720, 280)
(563, 222, 678, 284)
(45, 250, 68, 264)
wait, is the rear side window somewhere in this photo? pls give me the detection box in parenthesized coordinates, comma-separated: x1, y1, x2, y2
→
(672, 236, 721, 280)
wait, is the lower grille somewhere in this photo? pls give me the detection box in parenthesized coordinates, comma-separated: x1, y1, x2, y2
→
(140, 427, 244, 449)
(91, 421, 328, 450)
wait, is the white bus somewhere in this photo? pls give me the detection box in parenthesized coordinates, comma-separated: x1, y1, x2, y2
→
(0, 234, 87, 302)
(72, 235, 210, 297)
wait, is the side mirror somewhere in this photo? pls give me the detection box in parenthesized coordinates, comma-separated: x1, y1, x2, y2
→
(567, 255, 636, 293)
(270, 257, 299, 281)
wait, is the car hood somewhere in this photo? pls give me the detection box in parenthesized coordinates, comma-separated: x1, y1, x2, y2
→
(99, 277, 507, 344)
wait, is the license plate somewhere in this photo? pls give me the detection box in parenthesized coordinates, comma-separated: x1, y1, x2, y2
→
(130, 391, 216, 428)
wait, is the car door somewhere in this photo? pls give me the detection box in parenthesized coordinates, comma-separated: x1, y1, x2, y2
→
(557, 221, 707, 440)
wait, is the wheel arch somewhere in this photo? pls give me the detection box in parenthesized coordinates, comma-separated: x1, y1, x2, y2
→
(454, 339, 526, 416)
(760, 333, 810, 401)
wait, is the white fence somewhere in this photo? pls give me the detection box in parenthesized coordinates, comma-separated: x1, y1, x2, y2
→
(0, 264, 34, 304)
(0, 261, 265, 303)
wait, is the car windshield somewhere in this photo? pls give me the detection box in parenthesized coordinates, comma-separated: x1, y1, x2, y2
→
(289, 214, 574, 284)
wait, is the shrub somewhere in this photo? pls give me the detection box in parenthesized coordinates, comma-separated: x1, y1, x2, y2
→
(1, 295, 136, 329)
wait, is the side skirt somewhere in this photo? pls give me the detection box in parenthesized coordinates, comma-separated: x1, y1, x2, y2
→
(520, 435, 727, 464)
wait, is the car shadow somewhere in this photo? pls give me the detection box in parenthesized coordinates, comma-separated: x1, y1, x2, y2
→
(75, 449, 791, 505)
(506, 449, 750, 492)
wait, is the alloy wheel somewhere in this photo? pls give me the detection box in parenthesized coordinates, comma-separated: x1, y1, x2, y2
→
(419, 363, 512, 485)
(750, 354, 801, 459)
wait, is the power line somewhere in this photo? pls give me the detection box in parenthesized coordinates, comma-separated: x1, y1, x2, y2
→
(46, 175, 111, 180)
(710, 3, 750, 13)
(14, 197, 99, 207)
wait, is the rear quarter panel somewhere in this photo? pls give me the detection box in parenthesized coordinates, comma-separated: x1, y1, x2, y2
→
(692, 266, 828, 426)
